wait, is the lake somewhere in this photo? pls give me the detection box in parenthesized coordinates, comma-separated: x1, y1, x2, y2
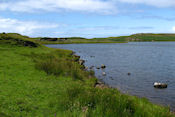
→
(46, 42, 175, 110)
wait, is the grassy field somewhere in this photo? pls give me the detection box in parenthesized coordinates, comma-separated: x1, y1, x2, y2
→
(0, 33, 174, 116)
(33, 33, 175, 44)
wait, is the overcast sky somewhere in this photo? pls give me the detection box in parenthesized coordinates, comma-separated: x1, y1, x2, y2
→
(0, 0, 175, 37)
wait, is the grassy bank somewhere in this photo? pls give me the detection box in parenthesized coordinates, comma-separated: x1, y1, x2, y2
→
(33, 33, 175, 44)
(0, 33, 174, 116)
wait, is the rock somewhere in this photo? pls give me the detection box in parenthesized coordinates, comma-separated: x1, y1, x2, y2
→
(102, 72, 106, 76)
(79, 59, 85, 65)
(74, 55, 80, 59)
(85, 67, 88, 70)
(96, 66, 100, 69)
(127, 73, 131, 75)
(101, 64, 106, 69)
(23, 41, 38, 47)
(110, 77, 114, 80)
(94, 81, 108, 89)
(90, 56, 95, 58)
(154, 82, 168, 89)
(89, 66, 94, 69)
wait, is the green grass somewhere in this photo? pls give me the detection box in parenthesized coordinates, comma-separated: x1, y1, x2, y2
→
(35, 33, 175, 44)
(0, 33, 174, 116)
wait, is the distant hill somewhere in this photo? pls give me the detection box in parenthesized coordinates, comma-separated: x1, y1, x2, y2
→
(1, 33, 175, 44)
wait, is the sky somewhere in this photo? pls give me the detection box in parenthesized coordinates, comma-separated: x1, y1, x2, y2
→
(0, 0, 175, 38)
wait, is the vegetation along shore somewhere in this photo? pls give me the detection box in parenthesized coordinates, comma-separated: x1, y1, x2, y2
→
(0, 33, 174, 116)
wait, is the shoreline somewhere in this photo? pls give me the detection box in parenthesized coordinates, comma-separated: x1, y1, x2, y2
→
(40, 40, 175, 44)
(70, 48, 175, 112)
(1, 33, 174, 116)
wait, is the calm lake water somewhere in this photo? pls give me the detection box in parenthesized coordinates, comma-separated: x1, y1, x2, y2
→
(46, 42, 175, 110)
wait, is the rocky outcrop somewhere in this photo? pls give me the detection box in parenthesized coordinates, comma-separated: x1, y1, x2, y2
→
(22, 40, 38, 47)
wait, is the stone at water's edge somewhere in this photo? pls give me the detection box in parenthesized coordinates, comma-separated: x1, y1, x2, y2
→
(154, 82, 168, 89)
(79, 59, 85, 65)
(128, 72, 131, 75)
(101, 64, 106, 69)
(102, 72, 106, 76)
(89, 66, 94, 69)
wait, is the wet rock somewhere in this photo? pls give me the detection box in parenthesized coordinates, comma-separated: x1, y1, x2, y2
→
(102, 72, 106, 76)
(79, 59, 85, 65)
(94, 81, 108, 89)
(110, 77, 114, 80)
(154, 82, 167, 89)
(127, 73, 131, 75)
(74, 55, 80, 59)
(96, 66, 100, 69)
(101, 64, 106, 69)
(89, 66, 94, 69)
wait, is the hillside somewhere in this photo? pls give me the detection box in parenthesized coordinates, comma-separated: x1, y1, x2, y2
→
(0, 33, 174, 116)
(33, 33, 175, 44)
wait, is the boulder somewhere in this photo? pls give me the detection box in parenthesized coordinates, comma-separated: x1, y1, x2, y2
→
(96, 66, 100, 69)
(102, 72, 106, 76)
(101, 64, 106, 69)
(94, 81, 108, 89)
(154, 82, 167, 89)
(127, 73, 131, 75)
(79, 59, 85, 65)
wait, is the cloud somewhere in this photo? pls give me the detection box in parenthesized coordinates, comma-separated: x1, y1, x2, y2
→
(76, 26, 120, 31)
(128, 26, 154, 30)
(1, 0, 175, 15)
(0, 0, 117, 14)
(135, 15, 175, 21)
(117, 0, 175, 8)
(172, 26, 175, 32)
(0, 17, 58, 35)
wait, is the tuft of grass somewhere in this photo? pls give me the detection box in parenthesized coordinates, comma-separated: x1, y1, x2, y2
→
(32, 50, 95, 81)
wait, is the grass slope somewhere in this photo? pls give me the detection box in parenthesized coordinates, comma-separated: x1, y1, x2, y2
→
(0, 33, 174, 116)
(35, 33, 175, 44)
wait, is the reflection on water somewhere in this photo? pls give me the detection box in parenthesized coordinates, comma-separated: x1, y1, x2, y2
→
(46, 42, 175, 110)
